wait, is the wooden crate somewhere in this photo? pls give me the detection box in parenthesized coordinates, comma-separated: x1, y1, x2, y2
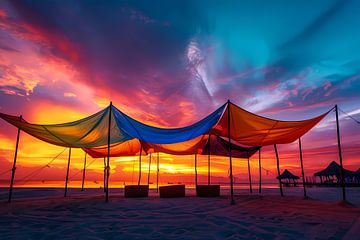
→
(196, 185, 220, 197)
(124, 185, 149, 198)
(159, 184, 185, 198)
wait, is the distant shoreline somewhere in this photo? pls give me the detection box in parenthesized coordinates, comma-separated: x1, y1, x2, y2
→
(0, 182, 359, 189)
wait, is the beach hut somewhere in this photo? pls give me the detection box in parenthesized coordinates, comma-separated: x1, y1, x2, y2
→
(276, 169, 300, 186)
(314, 161, 354, 184)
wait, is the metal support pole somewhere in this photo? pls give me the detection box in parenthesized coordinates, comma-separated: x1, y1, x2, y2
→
(298, 138, 307, 198)
(274, 144, 283, 197)
(258, 149, 262, 194)
(335, 105, 346, 201)
(228, 100, 235, 205)
(138, 144, 142, 185)
(81, 153, 87, 191)
(103, 157, 106, 193)
(208, 134, 211, 185)
(156, 152, 159, 193)
(147, 153, 151, 185)
(64, 147, 72, 197)
(106, 102, 112, 202)
(247, 153, 253, 194)
(8, 115, 22, 203)
(194, 153, 198, 187)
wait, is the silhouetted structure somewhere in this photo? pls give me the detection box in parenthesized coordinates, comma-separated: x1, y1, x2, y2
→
(314, 161, 355, 184)
(276, 169, 300, 186)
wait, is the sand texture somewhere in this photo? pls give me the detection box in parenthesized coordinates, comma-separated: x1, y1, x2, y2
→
(0, 188, 359, 239)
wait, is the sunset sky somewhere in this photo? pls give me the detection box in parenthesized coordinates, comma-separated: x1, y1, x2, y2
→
(0, 0, 359, 187)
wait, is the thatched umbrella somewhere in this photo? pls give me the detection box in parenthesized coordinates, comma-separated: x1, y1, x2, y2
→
(314, 161, 354, 184)
(276, 169, 300, 185)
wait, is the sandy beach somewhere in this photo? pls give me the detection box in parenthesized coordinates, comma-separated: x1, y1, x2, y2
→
(0, 187, 359, 239)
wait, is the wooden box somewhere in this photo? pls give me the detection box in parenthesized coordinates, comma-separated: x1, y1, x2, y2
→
(159, 184, 185, 198)
(196, 185, 220, 197)
(124, 185, 149, 198)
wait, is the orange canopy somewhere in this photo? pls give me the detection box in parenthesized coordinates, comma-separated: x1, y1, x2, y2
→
(84, 134, 261, 159)
(83, 138, 147, 157)
(211, 102, 331, 146)
(84, 135, 207, 158)
(142, 135, 208, 155)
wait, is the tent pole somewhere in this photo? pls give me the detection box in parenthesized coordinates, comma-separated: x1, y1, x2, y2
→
(274, 144, 283, 197)
(8, 115, 22, 203)
(258, 149, 262, 194)
(103, 157, 106, 193)
(195, 153, 198, 187)
(335, 105, 346, 201)
(138, 144, 142, 185)
(81, 153, 87, 191)
(147, 153, 151, 185)
(106, 101, 112, 202)
(247, 153, 253, 194)
(64, 147, 71, 197)
(156, 152, 159, 193)
(208, 134, 211, 185)
(298, 138, 307, 198)
(228, 100, 235, 205)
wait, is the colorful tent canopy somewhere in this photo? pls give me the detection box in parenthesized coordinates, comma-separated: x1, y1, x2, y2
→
(84, 134, 260, 158)
(83, 135, 207, 157)
(0, 101, 343, 203)
(212, 102, 331, 146)
(111, 104, 226, 144)
(142, 135, 208, 155)
(0, 101, 331, 150)
(83, 138, 147, 157)
(202, 135, 260, 158)
(0, 107, 130, 148)
(0, 104, 226, 148)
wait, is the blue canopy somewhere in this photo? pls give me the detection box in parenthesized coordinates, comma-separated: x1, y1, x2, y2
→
(112, 103, 226, 144)
(0, 103, 226, 147)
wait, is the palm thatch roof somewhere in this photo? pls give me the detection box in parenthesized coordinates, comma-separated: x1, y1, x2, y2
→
(276, 169, 299, 180)
(314, 161, 355, 177)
